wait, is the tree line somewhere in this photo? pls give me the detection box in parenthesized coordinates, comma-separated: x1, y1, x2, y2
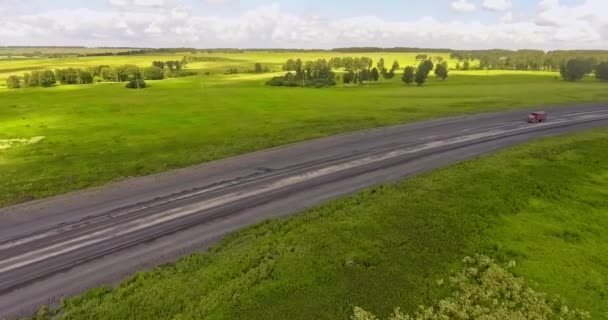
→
(5, 60, 197, 89)
(267, 59, 336, 87)
(267, 56, 449, 88)
(450, 49, 608, 72)
(560, 59, 608, 82)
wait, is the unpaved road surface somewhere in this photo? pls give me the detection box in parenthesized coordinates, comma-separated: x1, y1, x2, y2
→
(1, 104, 608, 318)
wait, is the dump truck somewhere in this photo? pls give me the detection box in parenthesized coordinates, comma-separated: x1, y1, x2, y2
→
(528, 111, 547, 123)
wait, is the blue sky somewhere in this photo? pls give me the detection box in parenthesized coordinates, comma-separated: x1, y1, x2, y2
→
(1, 0, 606, 49)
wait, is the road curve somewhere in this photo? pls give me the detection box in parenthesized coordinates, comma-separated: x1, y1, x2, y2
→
(1, 104, 607, 318)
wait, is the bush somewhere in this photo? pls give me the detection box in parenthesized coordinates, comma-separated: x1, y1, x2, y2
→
(353, 255, 591, 320)
(39, 70, 56, 87)
(142, 66, 165, 80)
(6, 75, 22, 89)
(79, 70, 94, 84)
(125, 79, 147, 89)
(402, 66, 415, 85)
(165, 70, 198, 78)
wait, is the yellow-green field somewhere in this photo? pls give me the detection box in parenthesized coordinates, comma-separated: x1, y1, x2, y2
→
(0, 51, 467, 80)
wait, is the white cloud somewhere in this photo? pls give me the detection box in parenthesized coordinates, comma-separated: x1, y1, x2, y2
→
(451, 0, 476, 12)
(133, 0, 166, 7)
(482, 0, 512, 12)
(108, 0, 128, 6)
(1, 1, 607, 50)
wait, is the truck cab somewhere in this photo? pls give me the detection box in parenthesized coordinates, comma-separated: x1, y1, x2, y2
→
(528, 111, 547, 123)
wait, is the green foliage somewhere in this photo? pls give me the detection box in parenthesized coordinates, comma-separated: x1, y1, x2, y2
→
(595, 62, 608, 81)
(414, 60, 434, 86)
(6, 75, 21, 89)
(38, 70, 56, 87)
(354, 255, 591, 320)
(55, 68, 94, 85)
(401, 66, 415, 85)
(254, 63, 263, 73)
(42, 129, 608, 319)
(125, 79, 146, 89)
(268, 58, 336, 87)
(391, 60, 400, 72)
(142, 66, 164, 80)
(560, 59, 591, 82)
(434, 62, 448, 80)
(370, 67, 380, 82)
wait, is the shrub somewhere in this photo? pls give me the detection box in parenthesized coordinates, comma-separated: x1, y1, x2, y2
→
(166, 70, 198, 78)
(125, 79, 147, 89)
(39, 70, 56, 87)
(142, 66, 165, 80)
(79, 70, 94, 84)
(353, 255, 591, 320)
(402, 66, 415, 85)
(6, 75, 22, 89)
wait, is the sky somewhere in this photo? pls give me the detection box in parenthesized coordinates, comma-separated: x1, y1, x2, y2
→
(0, 0, 607, 50)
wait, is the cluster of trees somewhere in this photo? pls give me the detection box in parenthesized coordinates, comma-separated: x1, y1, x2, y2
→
(223, 63, 271, 75)
(6, 71, 57, 88)
(152, 60, 184, 71)
(267, 59, 336, 87)
(5, 60, 199, 89)
(560, 59, 608, 82)
(450, 49, 608, 72)
(54, 68, 94, 84)
(401, 60, 448, 86)
(268, 56, 450, 88)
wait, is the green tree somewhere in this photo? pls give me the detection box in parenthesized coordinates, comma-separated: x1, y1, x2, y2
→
(391, 60, 400, 72)
(39, 70, 56, 87)
(415, 60, 434, 86)
(376, 58, 385, 71)
(27, 71, 41, 87)
(100, 67, 117, 82)
(78, 70, 94, 84)
(254, 63, 263, 73)
(370, 67, 380, 82)
(595, 62, 608, 81)
(560, 59, 589, 82)
(142, 66, 165, 80)
(434, 62, 449, 80)
(462, 60, 471, 70)
(402, 66, 415, 85)
(343, 70, 354, 85)
(6, 75, 22, 89)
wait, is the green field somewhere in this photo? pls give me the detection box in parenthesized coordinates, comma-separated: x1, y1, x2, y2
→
(1, 52, 608, 207)
(48, 128, 608, 319)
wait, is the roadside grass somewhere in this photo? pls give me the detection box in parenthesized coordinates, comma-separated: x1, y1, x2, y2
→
(1, 66, 608, 206)
(53, 129, 608, 320)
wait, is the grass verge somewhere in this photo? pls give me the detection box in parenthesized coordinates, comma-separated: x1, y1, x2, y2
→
(50, 128, 608, 319)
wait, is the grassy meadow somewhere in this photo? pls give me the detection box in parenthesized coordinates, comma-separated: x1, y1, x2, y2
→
(1, 51, 608, 206)
(52, 128, 608, 319)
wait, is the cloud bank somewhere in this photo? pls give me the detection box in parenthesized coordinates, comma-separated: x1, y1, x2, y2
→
(0, 0, 607, 50)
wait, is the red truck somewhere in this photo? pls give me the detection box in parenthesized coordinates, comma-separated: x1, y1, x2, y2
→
(528, 111, 547, 123)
